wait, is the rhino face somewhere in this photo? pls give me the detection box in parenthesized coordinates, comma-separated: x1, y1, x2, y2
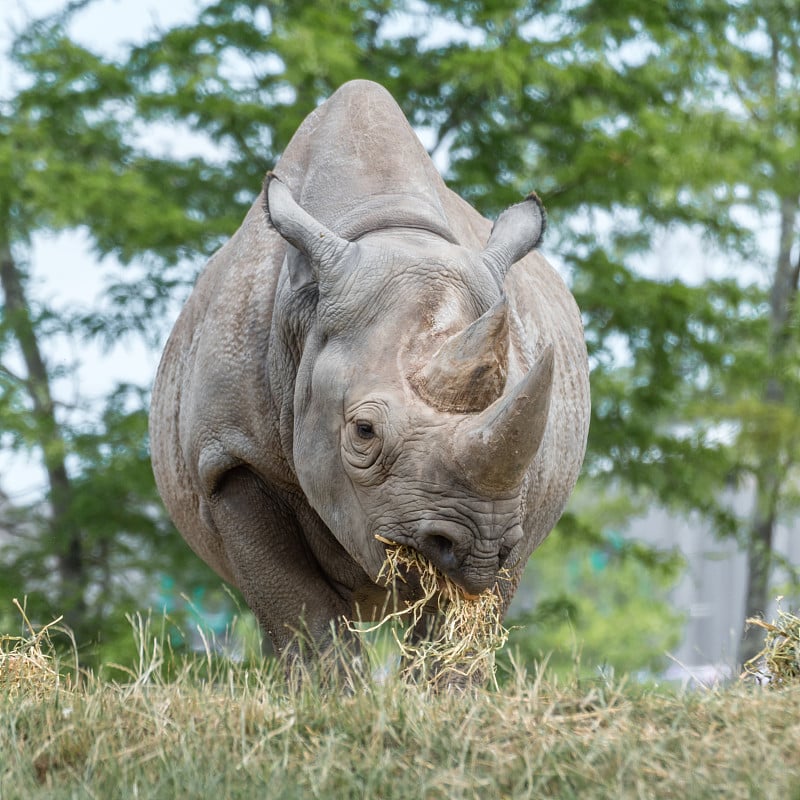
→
(337, 391, 528, 596)
(266, 175, 552, 595)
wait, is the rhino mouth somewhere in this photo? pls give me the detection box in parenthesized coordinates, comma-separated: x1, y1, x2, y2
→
(374, 530, 499, 599)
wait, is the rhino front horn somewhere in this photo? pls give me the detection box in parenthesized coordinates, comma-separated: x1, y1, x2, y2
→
(481, 192, 547, 283)
(264, 172, 351, 288)
(454, 343, 554, 492)
(411, 296, 510, 413)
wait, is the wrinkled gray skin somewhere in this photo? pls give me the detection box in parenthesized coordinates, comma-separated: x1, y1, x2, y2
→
(150, 81, 590, 669)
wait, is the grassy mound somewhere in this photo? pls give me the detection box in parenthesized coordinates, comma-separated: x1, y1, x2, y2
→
(3, 603, 800, 799)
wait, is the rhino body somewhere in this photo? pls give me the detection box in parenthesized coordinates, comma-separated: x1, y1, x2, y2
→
(150, 80, 590, 665)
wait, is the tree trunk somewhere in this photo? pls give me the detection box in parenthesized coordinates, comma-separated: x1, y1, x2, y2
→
(0, 243, 86, 633)
(739, 194, 799, 666)
(740, 482, 777, 666)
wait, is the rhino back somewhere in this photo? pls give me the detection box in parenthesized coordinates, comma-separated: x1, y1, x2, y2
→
(273, 81, 452, 238)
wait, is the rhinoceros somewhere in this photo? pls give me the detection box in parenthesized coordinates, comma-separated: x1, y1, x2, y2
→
(149, 80, 590, 672)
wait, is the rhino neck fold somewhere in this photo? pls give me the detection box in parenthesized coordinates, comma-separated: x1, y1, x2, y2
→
(334, 194, 457, 243)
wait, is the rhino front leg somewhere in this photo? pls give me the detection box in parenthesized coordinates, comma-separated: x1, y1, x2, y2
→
(207, 466, 353, 667)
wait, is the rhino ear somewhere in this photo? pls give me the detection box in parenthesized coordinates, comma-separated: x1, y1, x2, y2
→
(263, 172, 351, 290)
(481, 192, 547, 283)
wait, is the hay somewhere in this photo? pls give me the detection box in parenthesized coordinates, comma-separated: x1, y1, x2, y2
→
(0, 598, 67, 698)
(358, 536, 509, 688)
(742, 600, 800, 686)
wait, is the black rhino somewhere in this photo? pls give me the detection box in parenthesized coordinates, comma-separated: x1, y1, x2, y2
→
(149, 80, 590, 672)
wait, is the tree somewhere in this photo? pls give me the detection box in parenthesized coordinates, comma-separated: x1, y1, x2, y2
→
(4, 0, 796, 672)
(519, 0, 800, 665)
(0, 11, 233, 655)
(676, 0, 800, 663)
(0, 16, 130, 637)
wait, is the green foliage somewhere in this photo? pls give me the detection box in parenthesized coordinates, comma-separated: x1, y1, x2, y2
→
(509, 548, 683, 677)
(0, 6, 242, 661)
(506, 498, 684, 677)
(0, 381, 223, 663)
(2, 0, 800, 672)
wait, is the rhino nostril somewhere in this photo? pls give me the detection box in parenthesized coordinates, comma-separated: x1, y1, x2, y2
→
(499, 526, 523, 567)
(498, 544, 510, 566)
(499, 539, 516, 567)
(423, 533, 458, 569)
(429, 534, 453, 554)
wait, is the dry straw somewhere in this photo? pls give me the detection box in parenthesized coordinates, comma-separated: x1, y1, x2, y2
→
(358, 536, 509, 688)
(0, 598, 69, 699)
(743, 600, 800, 686)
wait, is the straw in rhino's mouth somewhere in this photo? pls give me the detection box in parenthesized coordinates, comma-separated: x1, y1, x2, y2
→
(360, 534, 510, 687)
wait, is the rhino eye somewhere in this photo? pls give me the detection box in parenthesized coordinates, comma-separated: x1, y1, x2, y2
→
(343, 409, 383, 471)
(355, 420, 375, 440)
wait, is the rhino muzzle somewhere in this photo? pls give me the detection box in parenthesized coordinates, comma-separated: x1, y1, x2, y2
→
(382, 520, 519, 597)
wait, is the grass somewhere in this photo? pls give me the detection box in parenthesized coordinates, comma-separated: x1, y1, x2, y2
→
(3, 608, 800, 799)
(743, 602, 800, 686)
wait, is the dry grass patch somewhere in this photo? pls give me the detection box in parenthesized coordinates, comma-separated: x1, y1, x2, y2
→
(0, 599, 70, 700)
(743, 602, 800, 686)
(3, 648, 800, 799)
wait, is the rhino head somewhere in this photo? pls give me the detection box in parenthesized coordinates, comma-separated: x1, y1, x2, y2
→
(266, 175, 552, 598)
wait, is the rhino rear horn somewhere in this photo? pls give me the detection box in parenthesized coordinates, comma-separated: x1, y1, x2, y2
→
(454, 343, 554, 492)
(481, 192, 547, 283)
(411, 296, 510, 413)
(264, 173, 351, 289)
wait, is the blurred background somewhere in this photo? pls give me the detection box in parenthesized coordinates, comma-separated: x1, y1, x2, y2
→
(1, 0, 798, 681)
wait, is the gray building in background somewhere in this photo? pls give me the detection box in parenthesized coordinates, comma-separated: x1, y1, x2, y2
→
(627, 489, 800, 681)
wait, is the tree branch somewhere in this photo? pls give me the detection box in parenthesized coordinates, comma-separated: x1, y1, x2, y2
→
(0, 362, 28, 388)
